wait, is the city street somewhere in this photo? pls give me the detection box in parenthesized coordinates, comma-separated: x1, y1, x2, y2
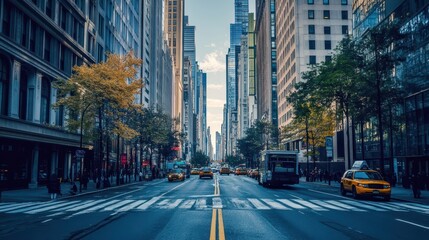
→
(0, 174, 428, 240)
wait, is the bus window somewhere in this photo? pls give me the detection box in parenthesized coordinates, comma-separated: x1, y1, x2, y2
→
(272, 162, 295, 173)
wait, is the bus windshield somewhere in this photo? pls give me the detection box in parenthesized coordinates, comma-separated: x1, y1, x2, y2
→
(271, 161, 295, 173)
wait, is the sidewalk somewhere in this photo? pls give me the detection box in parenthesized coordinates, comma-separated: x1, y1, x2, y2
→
(0, 175, 155, 203)
(300, 177, 429, 205)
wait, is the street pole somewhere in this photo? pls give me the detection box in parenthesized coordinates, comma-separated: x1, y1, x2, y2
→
(305, 116, 309, 182)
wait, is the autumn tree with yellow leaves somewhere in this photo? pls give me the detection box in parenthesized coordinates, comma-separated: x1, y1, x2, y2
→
(54, 52, 143, 166)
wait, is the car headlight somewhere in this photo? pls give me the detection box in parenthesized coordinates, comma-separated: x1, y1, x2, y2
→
(179, 174, 183, 177)
(358, 183, 369, 188)
(384, 185, 390, 189)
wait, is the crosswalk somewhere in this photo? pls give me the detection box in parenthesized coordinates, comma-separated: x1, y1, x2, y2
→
(0, 197, 428, 215)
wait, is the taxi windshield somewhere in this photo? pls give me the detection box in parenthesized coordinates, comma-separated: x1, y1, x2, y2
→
(354, 171, 383, 180)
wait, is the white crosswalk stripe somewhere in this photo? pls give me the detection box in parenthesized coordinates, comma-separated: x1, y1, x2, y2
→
(248, 198, 270, 210)
(340, 200, 386, 211)
(1, 197, 425, 214)
(102, 200, 133, 211)
(261, 199, 290, 210)
(277, 199, 306, 209)
(179, 199, 196, 209)
(230, 198, 253, 209)
(26, 201, 80, 214)
(292, 199, 327, 211)
(310, 200, 346, 211)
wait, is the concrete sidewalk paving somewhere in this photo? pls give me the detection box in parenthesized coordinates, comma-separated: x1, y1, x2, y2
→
(300, 177, 429, 205)
(0, 176, 155, 203)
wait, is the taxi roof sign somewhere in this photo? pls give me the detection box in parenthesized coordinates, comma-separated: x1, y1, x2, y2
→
(351, 160, 370, 170)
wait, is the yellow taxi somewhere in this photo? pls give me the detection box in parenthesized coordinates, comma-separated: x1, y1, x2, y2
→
(191, 168, 200, 175)
(168, 169, 185, 182)
(340, 161, 391, 201)
(220, 167, 230, 175)
(199, 167, 213, 179)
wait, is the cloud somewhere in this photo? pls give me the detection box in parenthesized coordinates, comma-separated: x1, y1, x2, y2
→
(204, 43, 216, 48)
(207, 83, 224, 90)
(200, 51, 226, 73)
(207, 98, 225, 108)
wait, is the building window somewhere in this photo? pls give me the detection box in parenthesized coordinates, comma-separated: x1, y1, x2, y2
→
(19, 70, 27, 120)
(308, 10, 314, 19)
(0, 57, 9, 116)
(341, 0, 348, 5)
(323, 0, 329, 5)
(309, 56, 316, 65)
(323, 11, 330, 19)
(309, 40, 315, 50)
(325, 40, 331, 50)
(40, 77, 50, 124)
(44, 33, 51, 62)
(342, 11, 348, 20)
(342, 25, 348, 35)
(324, 26, 331, 34)
(308, 25, 315, 34)
(46, 0, 54, 19)
(307, 0, 314, 4)
(2, 1, 12, 37)
(325, 56, 332, 62)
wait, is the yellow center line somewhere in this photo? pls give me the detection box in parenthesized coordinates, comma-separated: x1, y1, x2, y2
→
(218, 209, 226, 240)
(210, 209, 217, 240)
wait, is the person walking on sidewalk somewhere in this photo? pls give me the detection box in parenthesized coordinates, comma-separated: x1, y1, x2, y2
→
(411, 173, 422, 198)
(47, 173, 61, 200)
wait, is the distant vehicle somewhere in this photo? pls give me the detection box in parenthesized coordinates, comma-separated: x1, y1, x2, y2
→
(258, 150, 299, 187)
(168, 169, 185, 182)
(340, 161, 391, 201)
(199, 167, 213, 179)
(235, 168, 247, 175)
(220, 167, 230, 175)
(190, 168, 200, 175)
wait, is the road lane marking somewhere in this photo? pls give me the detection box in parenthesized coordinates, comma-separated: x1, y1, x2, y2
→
(326, 200, 365, 211)
(396, 219, 429, 230)
(179, 199, 196, 209)
(212, 197, 223, 209)
(277, 199, 306, 209)
(261, 199, 290, 210)
(7, 201, 65, 213)
(291, 199, 327, 211)
(67, 200, 105, 212)
(26, 201, 80, 214)
(390, 202, 429, 212)
(248, 198, 270, 210)
(195, 198, 207, 209)
(310, 200, 345, 211)
(308, 189, 349, 199)
(41, 219, 52, 223)
(0, 202, 36, 211)
(230, 198, 252, 209)
(102, 200, 133, 211)
(210, 209, 217, 240)
(117, 200, 147, 212)
(137, 197, 161, 210)
(218, 209, 225, 240)
(340, 200, 386, 211)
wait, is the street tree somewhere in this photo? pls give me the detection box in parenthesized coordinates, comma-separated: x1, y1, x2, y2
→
(54, 52, 143, 175)
(191, 151, 210, 167)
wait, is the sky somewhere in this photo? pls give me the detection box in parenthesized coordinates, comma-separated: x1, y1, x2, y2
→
(185, 0, 255, 150)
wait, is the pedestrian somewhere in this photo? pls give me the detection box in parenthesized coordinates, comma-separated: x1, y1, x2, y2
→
(69, 182, 77, 195)
(410, 173, 421, 198)
(81, 169, 89, 190)
(47, 173, 61, 200)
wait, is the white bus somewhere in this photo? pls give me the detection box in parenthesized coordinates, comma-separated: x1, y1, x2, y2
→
(258, 150, 299, 187)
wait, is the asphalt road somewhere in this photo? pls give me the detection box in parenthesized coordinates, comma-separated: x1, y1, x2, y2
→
(1, 174, 429, 240)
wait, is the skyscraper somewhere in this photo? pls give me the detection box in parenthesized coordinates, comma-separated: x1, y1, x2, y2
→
(164, 0, 184, 134)
(225, 0, 249, 156)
